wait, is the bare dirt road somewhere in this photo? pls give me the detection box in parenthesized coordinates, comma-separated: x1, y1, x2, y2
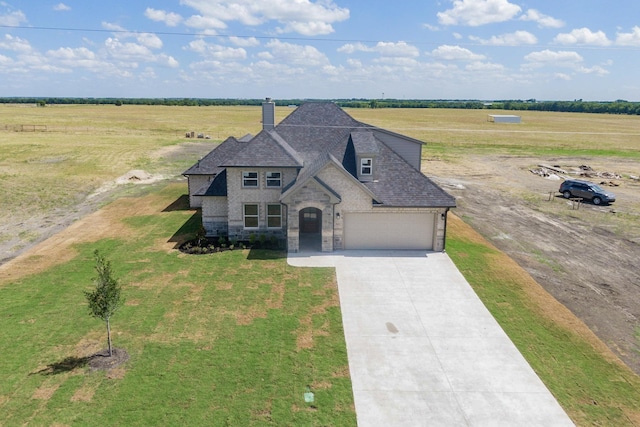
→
(426, 155, 640, 375)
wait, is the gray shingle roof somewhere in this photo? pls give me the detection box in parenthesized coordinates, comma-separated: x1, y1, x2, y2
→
(184, 101, 455, 209)
(222, 129, 303, 168)
(182, 137, 246, 175)
(351, 130, 380, 155)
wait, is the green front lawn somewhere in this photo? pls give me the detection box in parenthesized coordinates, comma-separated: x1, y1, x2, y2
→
(0, 184, 355, 426)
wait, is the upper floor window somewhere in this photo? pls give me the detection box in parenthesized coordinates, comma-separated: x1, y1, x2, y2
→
(242, 171, 258, 188)
(266, 171, 282, 188)
(360, 158, 372, 176)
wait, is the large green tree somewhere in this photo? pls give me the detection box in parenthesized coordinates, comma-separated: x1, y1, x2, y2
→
(85, 250, 125, 357)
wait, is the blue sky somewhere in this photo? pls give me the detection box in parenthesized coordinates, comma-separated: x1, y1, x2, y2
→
(1, 0, 640, 100)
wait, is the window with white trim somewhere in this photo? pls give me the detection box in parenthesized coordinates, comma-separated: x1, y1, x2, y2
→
(267, 204, 282, 228)
(242, 171, 258, 188)
(243, 204, 259, 228)
(266, 171, 282, 188)
(360, 158, 372, 175)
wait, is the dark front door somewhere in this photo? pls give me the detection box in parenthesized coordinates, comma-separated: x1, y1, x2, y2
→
(299, 207, 321, 233)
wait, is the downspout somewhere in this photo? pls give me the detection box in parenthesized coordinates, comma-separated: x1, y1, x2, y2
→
(442, 208, 450, 253)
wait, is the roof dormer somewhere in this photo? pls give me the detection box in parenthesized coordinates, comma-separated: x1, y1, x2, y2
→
(350, 131, 379, 182)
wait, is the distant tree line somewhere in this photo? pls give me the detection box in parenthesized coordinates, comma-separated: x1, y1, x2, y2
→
(2, 97, 640, 115)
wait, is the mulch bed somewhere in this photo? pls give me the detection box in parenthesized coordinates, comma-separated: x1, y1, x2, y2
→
(88, 348, 130, 371)
(179, 236, 281, 255)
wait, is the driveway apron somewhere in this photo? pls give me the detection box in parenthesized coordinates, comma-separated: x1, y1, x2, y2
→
(288, 250, 574, 427)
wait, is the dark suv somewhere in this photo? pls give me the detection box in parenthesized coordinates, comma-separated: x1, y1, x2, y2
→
(559, 179, 616, 205)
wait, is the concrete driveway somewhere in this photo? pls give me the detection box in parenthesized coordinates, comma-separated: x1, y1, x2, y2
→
(288, 250, 574, 427)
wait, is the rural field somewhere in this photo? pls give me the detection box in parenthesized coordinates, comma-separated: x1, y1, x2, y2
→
(1, 104, 640, 425)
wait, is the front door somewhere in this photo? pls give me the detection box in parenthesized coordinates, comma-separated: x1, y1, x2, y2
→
(299, 207, 321, 233)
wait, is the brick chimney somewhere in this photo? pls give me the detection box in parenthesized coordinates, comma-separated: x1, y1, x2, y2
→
(262, 97, 275, 130)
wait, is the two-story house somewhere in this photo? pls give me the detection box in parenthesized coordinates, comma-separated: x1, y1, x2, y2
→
(183, 99, 455, 252)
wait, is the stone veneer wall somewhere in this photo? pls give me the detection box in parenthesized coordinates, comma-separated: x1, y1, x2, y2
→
(225, 167, 296, 241)
(202, 196, 228, 236)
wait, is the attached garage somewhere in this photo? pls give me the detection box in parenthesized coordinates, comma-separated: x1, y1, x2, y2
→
(343, 211, 435, 250)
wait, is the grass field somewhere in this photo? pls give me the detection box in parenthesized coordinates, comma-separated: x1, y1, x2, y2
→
(0, 184, 355, 426)
(2, 104, 640, 425)
(2, 103, 640, 220)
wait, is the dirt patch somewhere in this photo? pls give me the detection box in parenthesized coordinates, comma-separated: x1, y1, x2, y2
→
(0, 186, 188, 286)
(32, 383, 60, 400)
(295, 278, 340, 350)
(70, 385, 96, 402)
(427, 154, 640, 374)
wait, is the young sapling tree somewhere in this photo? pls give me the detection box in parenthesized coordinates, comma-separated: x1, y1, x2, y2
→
(85, 249, 125, 357)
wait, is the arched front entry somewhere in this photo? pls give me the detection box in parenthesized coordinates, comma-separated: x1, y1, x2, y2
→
(298, 207, 322, 251)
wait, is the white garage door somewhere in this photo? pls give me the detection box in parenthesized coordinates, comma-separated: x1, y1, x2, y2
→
(343, 212, 435, 250)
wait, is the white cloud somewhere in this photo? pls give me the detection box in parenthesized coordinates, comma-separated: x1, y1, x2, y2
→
(577, 65, 609, 76)
(228, 36, 260, 47)
(53, 3, 71, 12)
(157, 53, 180, 68)
(101, 23, 164, 50)
(102, 22, 126, 32)
(519, 9, 564, 28)
(0, 53, 13, 66)
(337, 41, 419, 58)
(136, 33, 163, 49)
(337, 42, 373, 54)
(374, 57, 420, 67)
(263, 39, 330, 67)
(180, 0, 349, 36)
(185, 39, 247, 60)
(437, 0, 521, 26)
(104, 37, 177, 69)
(145, 8, 183, 27)
(374, 41, 420, 58)
(465, 61, 505, 72)
(470, 30, 537, 45)
(184, 14, 226, 32)
(0, 9, 27, 26)
(430, 45, 486, 61)
(423, 23, 440, 31)
(616, 26, 640, 46)
(554, 73, 572, 81)
(0, 34, 32, 52)
(524, 49, 583, 68)
(554, 28, 611, 46)
(47, 47, 96, 61)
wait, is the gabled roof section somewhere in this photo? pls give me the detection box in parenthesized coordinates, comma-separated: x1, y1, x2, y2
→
(281, 151, 377, 203)
(183, 136, 246, 175)
(274, 102, 363, 164)
(363, 142, 456, 208)
(202, 169, 227, 196)
(350, 130, 380, 155)
(221, 129, 303, 168)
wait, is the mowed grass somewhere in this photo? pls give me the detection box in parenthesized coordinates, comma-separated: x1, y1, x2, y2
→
(0, 184, 355, 426)
(446, 215, 640, 426)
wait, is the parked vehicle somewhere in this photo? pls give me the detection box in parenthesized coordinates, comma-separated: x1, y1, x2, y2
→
(559, 179, 616, 205)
